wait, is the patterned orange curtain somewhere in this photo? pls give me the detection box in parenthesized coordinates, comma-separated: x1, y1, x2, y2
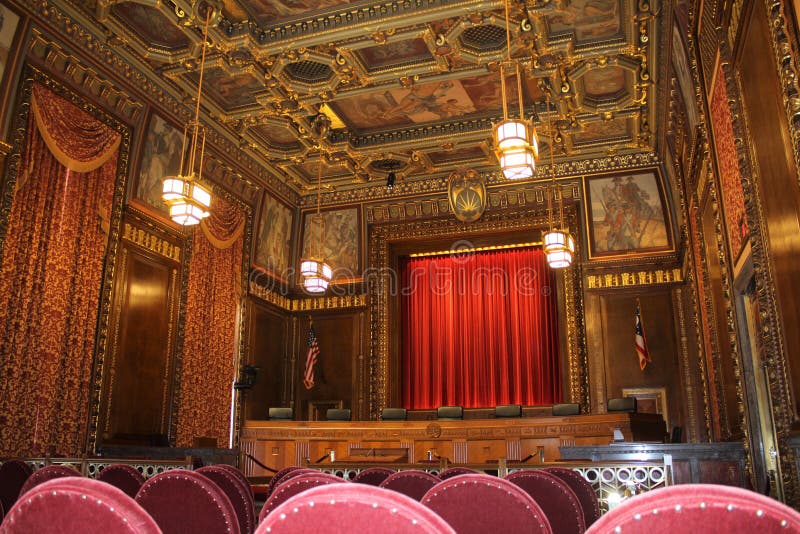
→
(0, 84, 120, 457)
(176, 196, 244, 447)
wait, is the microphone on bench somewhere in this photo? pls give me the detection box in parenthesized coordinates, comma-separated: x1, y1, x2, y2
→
(314, 453, 330, 464)
(519, 453, 535, 463)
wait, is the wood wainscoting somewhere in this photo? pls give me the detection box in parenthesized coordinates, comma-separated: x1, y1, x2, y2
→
(240, 413, 666, 476)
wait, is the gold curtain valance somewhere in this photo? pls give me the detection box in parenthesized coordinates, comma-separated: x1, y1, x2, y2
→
(200, 195, 245, 249)
(30, 84, 121, 173)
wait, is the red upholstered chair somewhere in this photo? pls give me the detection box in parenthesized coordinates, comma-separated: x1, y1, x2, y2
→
(544, 467, 601, 527)
(266, 466, 311, 497)
(0, 460, 33, 517)
(2, 476, 160, 533)
(506, 469, 585, 534)
(96, 464, 146, 499)
(135, 469, 239, 534)
(437, 467, 478, 480)
(421, 474, 553, 534)
(351, 467, 395, 486)
(585, 483, 800, 534)
(18, 465, 80, 498)
(379, 470, 439, 501)
(198, 465, 256, 534)
(256, 483, 455, 534)
(259, 472, 343, 522)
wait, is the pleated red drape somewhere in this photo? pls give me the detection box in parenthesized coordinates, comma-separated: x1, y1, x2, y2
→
(176, 196, 244, 448)
(0, 84, 120, 456)
(401, 247, 561, 409)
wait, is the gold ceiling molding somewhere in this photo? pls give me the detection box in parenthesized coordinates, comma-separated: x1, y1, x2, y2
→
(585, 268, 683, 290)
(18, 0, 294, 205)
(249, 280, 366, 312)
(122, 223, 181, 262)
(28, 29, 143, 123)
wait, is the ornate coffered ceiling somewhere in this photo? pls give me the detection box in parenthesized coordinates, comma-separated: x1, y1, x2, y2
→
(71, 0, 662, 200)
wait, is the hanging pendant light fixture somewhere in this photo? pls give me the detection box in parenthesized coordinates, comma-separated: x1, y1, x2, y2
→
(493, 0, 537, 180)
(542, 92, 575, 269)
(161, 5, 215, 225)
(299, 149, 333, 294)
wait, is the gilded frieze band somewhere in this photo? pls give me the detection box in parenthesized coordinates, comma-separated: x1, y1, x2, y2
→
(586, 268, 683, 289)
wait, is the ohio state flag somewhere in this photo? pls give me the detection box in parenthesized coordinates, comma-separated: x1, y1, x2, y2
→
(635, 302, 652, 371)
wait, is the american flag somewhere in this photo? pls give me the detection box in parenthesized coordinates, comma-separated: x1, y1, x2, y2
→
(303, 324, 320, 390)
(635, 301, 652, 371)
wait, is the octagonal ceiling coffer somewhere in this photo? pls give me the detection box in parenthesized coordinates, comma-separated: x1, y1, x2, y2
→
(460, 25, 507, 53)
(284, 60, 334, 84)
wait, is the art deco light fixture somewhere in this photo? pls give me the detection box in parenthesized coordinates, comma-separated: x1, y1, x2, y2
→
(542, 94, 575, 269)
(493, 0, 538, 180)
(299, 150, 333, 294)
(161, 6, 214, 225)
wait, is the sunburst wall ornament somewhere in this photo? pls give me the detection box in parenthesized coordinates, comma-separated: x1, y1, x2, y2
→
(448, 168, 486, 223)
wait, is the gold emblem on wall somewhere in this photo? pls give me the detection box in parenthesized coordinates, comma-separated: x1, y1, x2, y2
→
(447, 168, 486, 222)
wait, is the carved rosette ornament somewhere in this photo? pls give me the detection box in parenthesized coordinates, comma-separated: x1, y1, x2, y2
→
(447, 168, 486, 223)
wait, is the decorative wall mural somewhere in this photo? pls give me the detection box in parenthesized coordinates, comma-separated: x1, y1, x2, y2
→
(448, 168, 486, 223)
(548, 0, 622, 41)
(111, 3, 189, 51)
(301, 208, 360, 279)
(188, 68, 263, 111)
(242, 0, 357, 26)
(582, 66, 626, 98)
(584, 170, 673, 258)
(254, 194, 293, 277)
(134, 113, 182, 216)
(357, 38, 433, 71)
(575, 118, 628, 143)
(0, 5, 20, 84)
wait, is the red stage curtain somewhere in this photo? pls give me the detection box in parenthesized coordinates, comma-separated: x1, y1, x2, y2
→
(176, 196, 244, 447)
(0, 84, 119, 456)
(401, 247, 561, 409)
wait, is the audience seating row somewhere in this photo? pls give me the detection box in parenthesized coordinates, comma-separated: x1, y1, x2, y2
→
(4, 457, 799, 533)
(266, 399, 636, 421)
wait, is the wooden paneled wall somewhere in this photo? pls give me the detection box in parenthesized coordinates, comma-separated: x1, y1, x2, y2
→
(585, 287, 684, 439)
(244, 300, 366, 422)
(737, 0, 800, 421)
(98, 217, 182, 447)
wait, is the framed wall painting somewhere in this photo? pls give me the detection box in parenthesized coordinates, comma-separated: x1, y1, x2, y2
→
(132, 112, 184, 219)
(583, 169, 674, 260)
(0, 5, 20, 86)
(300, 207, 361, 282)
(253, 192, 294, 280)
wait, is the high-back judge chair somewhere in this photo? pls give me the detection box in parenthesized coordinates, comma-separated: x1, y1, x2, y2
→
(436, 406, 463, 420)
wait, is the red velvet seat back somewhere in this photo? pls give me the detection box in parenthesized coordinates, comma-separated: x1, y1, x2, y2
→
(18, 465, 80, 498)
(266, 466, 308, 497)
(506, 470, 585, 534)
(3, 477, 160, 533)
(259, 472, 343, 522)
(422, 474, 553, 534)
(256, 483, 455, 533)
(585, 483, 800, 534)
(197, 466, 256, 534)
(96, 464, 146, 499)
(544, 467, 601, 527)
(0, 460, 33, 515)
(379, 470, 439, 501)
(135, 469, 239, 534)
(351, 467, 395, 486)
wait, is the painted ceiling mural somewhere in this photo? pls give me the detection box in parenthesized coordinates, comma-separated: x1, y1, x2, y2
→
(69, 0, 659, 195)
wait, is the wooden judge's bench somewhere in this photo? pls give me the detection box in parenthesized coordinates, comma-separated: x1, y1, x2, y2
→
(240, 413, 666, 476)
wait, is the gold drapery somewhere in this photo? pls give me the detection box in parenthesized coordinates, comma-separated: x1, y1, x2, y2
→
(176, 195, 244, 447)
(0, 84, 120, 457)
